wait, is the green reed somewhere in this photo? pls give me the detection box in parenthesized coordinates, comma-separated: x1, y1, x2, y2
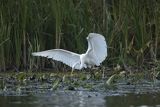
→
(0, 0, 159, 71)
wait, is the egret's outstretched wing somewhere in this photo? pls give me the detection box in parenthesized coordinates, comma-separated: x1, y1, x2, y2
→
(86, 33, 107, 64)
(32, 49, 81, 69)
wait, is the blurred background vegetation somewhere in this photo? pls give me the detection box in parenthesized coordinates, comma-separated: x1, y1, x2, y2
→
(0, 0, 160, 71)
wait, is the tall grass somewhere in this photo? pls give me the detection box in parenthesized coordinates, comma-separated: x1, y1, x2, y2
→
(0, 0, 160, 71)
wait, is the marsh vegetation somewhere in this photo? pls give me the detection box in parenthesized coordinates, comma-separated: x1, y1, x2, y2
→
(0, 0, 160, 71)
(0, 0, 160, 106)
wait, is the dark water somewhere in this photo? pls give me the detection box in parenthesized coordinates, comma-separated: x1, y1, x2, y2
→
(0, 91, 160, 107)
(105, 93, 160, 107)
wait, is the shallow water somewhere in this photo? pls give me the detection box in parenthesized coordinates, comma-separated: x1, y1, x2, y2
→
(1, 91, 160, 107)
(105, 93, 160, 107)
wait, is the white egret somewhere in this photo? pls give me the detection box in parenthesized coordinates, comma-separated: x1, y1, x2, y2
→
(32, 33, 107, 71)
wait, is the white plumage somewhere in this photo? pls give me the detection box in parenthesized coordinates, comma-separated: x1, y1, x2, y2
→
(32, 33, 107, 71)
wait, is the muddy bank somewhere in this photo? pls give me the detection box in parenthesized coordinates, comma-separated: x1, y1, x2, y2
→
(0, 71, 160, 95)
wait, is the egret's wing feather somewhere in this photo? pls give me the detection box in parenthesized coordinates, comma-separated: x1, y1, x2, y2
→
(32, 49, 81, 69)
(87, 33, 107, 64)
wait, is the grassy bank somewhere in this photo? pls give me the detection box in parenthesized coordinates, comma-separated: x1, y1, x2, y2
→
(0, 0, 160, 71)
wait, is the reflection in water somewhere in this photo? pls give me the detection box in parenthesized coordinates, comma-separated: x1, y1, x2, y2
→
(105, 93, 160, 107)
(79, 91, 85, 107)
(0, 91, 106, 107)
(0, 95, 37, 107)
(0, 91, 160, 107)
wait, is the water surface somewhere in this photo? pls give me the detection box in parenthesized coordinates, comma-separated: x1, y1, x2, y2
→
(1, 91, 160, 107)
